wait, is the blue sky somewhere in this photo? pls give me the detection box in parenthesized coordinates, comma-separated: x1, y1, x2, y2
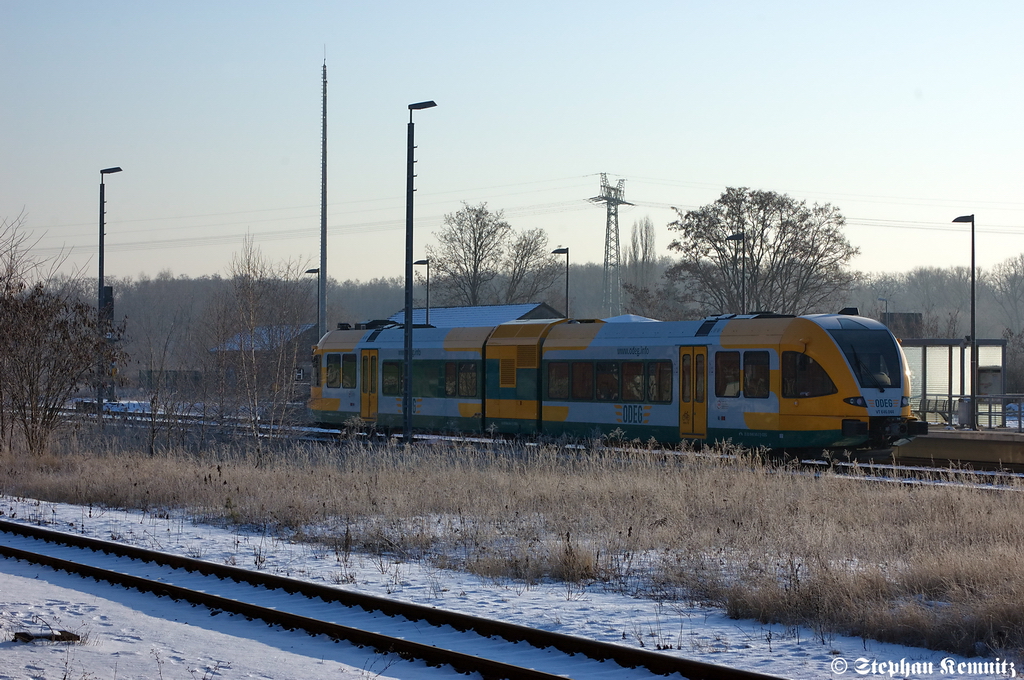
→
(2, 1, 1022, 283)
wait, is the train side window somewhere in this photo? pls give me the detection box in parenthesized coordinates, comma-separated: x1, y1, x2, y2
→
(458, 362, 478, 397)
(695, 354, 705, 403)
(648, 361, 673, 403)
(596, 362, 619, 401)
(341, 354, 356, 389)
(326, 353, 341, 389)
(312, 354, 321, 387)
(444, 362, 457, 397)
(381, 361, 402, 396)
(547, 362, 570, 399)
(743, 351, 770, 399)
(680, 355, 691, 403)
(572, 362, 594, 400)
(622, 362, 644, 401)
(782, 351, 837, 398)
(715, 351, 741, 397)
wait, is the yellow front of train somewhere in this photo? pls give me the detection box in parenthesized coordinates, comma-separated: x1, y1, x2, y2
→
(781, 314, 927, 451)
(715, 313, 925, 451)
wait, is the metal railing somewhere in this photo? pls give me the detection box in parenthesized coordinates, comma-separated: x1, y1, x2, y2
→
(913, 393, 1024, 431)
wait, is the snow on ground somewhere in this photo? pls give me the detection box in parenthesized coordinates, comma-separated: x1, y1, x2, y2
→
(0, 558, 436, 679)
(0, 496, 1012, 680)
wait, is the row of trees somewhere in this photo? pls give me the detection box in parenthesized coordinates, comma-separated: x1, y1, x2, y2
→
(108, 236, 317, 460)
(7, 185, 1024, 455)
(0, 212, 318, 457)
(422, 191, 862, 321)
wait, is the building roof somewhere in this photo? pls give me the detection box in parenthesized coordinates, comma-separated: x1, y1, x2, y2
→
(210, 324, 316, 352)
(387, 303, 562, 328)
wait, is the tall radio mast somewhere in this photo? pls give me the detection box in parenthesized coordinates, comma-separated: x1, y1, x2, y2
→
(318, 60, 327, 340)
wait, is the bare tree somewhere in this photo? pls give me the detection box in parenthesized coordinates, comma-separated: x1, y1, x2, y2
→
(990, 254, 1024, 334)
(428, 203, 510, 306)
(501, 227, 560, 304)
(0, 283, 123, 454)
(329, 277, 404, 325)
(427, 203, 561, 307)
(218, 237, 313, 457)
(667, 188, 859, 315)
(622, 216, 680, 319)
(624, 216, 658, 291)
(0, 213, 109, 455)
(119, 273, 207, 453)
(902, 267, 970, 337)
(622, 279, 692, 320)
(0, 212, 40, 297)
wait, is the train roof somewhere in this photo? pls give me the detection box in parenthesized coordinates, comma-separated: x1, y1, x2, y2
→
(544, 313, 891, 349)
(802, 313, 890, 331)
(316, 312, 891, 352)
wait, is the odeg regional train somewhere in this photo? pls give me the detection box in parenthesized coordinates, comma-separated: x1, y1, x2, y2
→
(308, 310, 928, 453)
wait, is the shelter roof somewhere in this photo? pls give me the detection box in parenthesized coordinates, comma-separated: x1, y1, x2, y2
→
(387, 303, 561, 328)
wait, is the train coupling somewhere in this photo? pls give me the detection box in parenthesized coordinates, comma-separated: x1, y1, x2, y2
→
(867, 416, 928, 443)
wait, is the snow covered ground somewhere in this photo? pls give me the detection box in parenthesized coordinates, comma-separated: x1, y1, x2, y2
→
(0, 495, 1011, 680)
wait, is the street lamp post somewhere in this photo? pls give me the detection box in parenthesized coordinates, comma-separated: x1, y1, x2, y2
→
(98, 166, 122, 420)
(726, 231, 745, 314)
(305, 268, 320, 336)
(953, 214, 977, 430)
(404, 100, 436, 445)
(552, 247, 569, 318)
(414, 259, 430, 326)
(878, 297, 889, 325)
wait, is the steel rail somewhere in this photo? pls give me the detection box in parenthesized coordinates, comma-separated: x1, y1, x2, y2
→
(0, 519, 784, 680)
(0, 542, 563, 680)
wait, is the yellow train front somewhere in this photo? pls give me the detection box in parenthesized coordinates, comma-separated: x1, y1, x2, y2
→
(309, 312, 927, 452)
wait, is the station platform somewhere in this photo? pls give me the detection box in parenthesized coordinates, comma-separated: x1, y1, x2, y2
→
(894, 428, 1024, 468)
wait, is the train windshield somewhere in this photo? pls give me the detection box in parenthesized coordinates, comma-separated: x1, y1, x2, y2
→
(827, 329, 902, 389)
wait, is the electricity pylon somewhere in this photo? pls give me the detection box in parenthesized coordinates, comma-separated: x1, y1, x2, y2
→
(590, 173, 632, 317)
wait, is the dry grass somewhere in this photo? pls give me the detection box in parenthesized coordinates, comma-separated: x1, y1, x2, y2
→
(2, 427, 1024, 658)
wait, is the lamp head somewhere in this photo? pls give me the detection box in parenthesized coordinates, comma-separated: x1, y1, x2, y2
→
(413, 259, 429, 266)
(952, 214, 974, 223)
(726, 232, 744, 241)
(100, 167, 122, 175)
(409, 101, 437, 110)
(305, 268, 319, 274)
(552, 247, 569, 255)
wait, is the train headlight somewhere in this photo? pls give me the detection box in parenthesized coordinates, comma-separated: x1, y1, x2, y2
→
(843, 396, 867, 407)
(901, 396, 911, 407)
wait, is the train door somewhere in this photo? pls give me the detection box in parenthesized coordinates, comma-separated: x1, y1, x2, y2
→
(679, 346, 707, 438)
(359, 349, 378, 420)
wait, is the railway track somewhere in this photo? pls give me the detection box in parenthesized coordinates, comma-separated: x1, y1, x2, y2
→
(0, 519, 783, 680)
(73, 401, 1024, 479)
